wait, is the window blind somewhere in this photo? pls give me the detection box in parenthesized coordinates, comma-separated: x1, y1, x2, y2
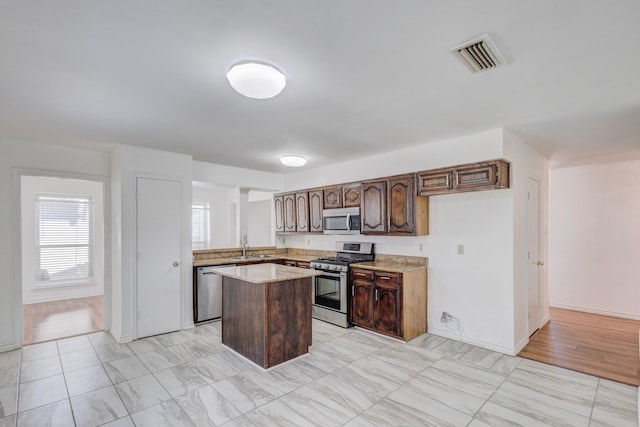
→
(192, 203, 210, 248)
(35, 194, 94, 283)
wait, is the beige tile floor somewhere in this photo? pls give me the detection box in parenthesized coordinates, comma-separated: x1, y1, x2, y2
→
(0, 319, 637, 426)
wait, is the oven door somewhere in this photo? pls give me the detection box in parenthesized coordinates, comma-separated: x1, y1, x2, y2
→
(312, 269, 348, 313)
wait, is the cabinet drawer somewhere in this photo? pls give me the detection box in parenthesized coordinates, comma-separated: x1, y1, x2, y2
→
(374, 271, 402, 286)
(351, 269, 374, 281)
(417, 170, 454, 195)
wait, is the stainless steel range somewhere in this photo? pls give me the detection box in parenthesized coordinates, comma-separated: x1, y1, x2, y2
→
(310, 241, 374, 327)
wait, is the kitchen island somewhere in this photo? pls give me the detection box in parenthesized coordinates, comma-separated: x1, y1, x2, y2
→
(210, 263, 319, 369)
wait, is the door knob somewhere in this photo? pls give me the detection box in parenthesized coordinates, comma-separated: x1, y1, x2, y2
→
(173, 261, 180, 267)
(536, 260, 544, 266)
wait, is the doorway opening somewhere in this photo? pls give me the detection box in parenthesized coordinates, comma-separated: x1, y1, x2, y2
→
(21, 175, 106, 345)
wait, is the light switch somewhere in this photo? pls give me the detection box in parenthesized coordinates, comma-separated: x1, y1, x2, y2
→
(457, 244, 464, 255)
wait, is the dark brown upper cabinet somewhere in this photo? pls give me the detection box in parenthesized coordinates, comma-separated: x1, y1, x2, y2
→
(295, 192, 309, 232)
(417, 159, 510, 196)
(274, 195, 284, 233)
(361, 180, 387, 234)
(342, 183, 361, 208)
(362, 174, 428, 236)
(308, 189, 324, 233)
(323, 185, 342, 209)
(283, 193, 297, 232)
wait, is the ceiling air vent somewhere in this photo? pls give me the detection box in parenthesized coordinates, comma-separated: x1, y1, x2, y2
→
(451, 35, 505, 73)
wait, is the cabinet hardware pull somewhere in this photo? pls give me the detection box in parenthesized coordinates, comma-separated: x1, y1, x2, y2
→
(375, 289, 379, 301)
(380, 276, 390, 280)
(352, 287, 354, 297)
(454, 172, 459, 187)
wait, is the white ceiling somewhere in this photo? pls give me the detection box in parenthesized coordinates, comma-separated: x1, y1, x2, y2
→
(1, 1, 639, 172)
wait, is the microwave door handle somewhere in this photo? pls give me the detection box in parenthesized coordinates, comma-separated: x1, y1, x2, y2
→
(345, 213, 351, 231)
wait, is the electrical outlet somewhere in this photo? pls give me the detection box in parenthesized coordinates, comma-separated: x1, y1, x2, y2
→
(457, 244, 464, 255)
(306, 238, 310, 246)
(440, 311, 450, 323)
(418, 243, 423, 252)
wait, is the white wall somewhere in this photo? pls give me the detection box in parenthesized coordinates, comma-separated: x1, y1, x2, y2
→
(110, 145, 193, 343)
(193, 160, 284, 191)
(21, 176, 105, 304)
(248, 199, 273, 247)
(285, 129, 504, 190)
(283, 129, 526, 354)
(0, 138, 110, 351)
(192, 186, 238, 249)
(503, 129, 549, 350)
(549, 159, 640, 319)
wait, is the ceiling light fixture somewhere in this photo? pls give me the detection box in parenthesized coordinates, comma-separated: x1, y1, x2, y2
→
(226, 61, 286, 99)
(280, 155, 307, 167)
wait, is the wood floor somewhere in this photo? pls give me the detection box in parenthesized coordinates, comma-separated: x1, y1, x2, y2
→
(519, 307, 640, 386)
(23, 295, 104, 345)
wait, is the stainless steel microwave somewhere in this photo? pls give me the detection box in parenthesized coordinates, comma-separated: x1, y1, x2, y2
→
(322, 207, 361, 234)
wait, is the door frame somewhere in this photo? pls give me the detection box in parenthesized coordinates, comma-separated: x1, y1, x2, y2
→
(527, 176, 543, 337)
(12, 168, 111, 348)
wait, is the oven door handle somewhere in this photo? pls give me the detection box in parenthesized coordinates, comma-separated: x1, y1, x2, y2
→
(315, 270, 343, 278)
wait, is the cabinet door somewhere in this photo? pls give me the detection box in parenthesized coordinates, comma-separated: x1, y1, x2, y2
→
(342, 183, 361, 208)
(308, 190, 323, 233)
(323, 185, 343, 209)
(274, 195, 284, 232)
(351, 280, 374, 327)
(388, 175, 415, 234)
(361, 181, 387, 234)
(373, 283, 402, 337)
(295, 192, 309, 232)
(283, 193, 297, 232)
(454, 162, 498, 191)
(417, 169, 454, 196)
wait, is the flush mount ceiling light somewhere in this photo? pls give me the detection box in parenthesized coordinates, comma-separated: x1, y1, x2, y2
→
(226, 61, 286, 99)
(279, 155, 307, 167)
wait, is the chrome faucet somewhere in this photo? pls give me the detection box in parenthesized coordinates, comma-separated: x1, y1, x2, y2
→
(241, 233, 249, 257)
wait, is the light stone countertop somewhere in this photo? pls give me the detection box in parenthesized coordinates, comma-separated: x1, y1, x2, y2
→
(193, 254, 318, 267)
(210, 263, 320, 284)
(351, 261, 427, 273)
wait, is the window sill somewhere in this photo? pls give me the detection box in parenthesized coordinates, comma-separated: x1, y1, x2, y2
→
(34, 280, 98, 290)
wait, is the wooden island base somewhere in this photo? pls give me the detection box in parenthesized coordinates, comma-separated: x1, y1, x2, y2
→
(222, 275, 312, 369)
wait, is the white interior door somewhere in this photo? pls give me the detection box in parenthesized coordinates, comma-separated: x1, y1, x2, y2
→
(137, 177, 181, 338)
(527, 177, 542, 337)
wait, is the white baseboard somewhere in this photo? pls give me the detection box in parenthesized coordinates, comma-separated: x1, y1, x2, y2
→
(549, 302, 640, 321)
(118, 334, 133, 344)
(0, 342, 19, 353)
(427, 327, 518, 356)
(513, 336, 530, 356)
(182, 321, 195, 330)
(109, 326, 133, 344)
(540, 312, 551, 327)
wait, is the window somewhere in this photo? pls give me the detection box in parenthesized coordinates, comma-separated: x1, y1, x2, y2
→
(192, 202, 210, 249)
(34, 193, 94, 284)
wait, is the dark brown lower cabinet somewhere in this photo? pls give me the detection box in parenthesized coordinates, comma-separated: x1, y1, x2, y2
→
(350, 267, 427, 341)
(351, 280, 374, 326)
(222, 275, 312, 369)
(373, 283, 402, 336)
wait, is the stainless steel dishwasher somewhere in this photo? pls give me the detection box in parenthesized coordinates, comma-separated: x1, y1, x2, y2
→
(195, 265, 235, 323)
